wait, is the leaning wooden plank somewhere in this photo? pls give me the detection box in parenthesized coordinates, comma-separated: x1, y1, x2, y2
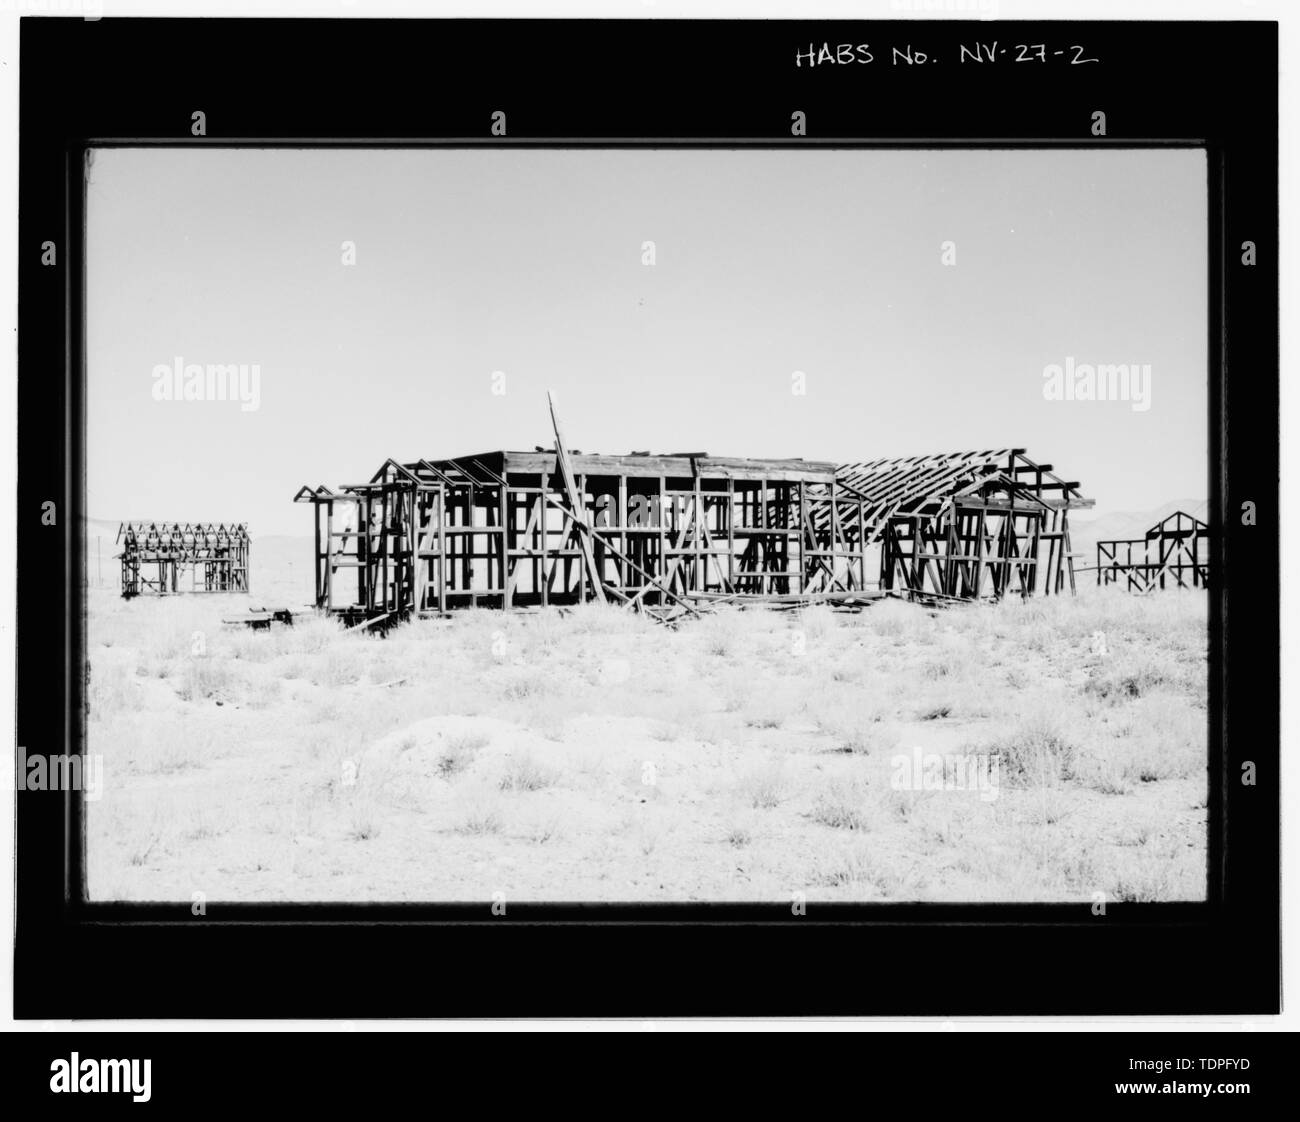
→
(547, 390, 608, 605)
(345, 611, 396, 632)
(545, 497, 701, 617)
(531, 489, 683, 613)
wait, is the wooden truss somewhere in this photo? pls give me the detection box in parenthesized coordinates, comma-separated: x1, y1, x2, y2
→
(296, 429, 1091, 621)
(1093, 510, 1209, 592)
(117, 521, 250, 598)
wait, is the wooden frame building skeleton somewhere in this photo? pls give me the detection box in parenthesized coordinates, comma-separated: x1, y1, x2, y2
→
(295, 407, 1093, 623)
(834, 449, 1093, 601)
(117, 522, 250, 598)
(1093, 510, 1209, 592)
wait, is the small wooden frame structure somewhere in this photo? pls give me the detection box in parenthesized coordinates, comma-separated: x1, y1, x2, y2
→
(1094, 510, 1209, 591)
(117, 521, 250, 598)
(834, 449, 1093, 599)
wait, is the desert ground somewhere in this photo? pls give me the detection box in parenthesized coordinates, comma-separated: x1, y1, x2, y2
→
(84, 564, 1208, 904)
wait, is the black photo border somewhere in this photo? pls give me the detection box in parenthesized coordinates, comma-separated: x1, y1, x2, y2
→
(15, 16, 1279, 1017)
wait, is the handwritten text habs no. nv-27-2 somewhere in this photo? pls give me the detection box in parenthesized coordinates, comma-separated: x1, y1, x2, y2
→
(795, 42, 1099, 67)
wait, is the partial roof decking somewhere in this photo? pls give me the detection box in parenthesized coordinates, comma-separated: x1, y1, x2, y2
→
(412, 450, 840, 485)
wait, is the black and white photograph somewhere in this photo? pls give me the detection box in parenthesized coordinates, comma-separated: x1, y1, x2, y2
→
(83, 145, 1210, 905)
(7, 4, 1287, 1058)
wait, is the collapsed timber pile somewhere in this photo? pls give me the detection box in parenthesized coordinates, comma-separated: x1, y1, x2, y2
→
(295, 397, 1092, 625)
(1091, 510, 1209, 592)
(117, 521, 250, 598)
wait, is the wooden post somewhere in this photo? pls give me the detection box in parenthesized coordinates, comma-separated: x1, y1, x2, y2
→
(411, 489, 422, 615)
(577, 473, 588, 603)
(325, 501, 334, 610)
(858, 499, 866, 591)
(796, 481, 805, 593)
(539, 484, 549, 607)
(658, 476, 667, 603)
(465, 480, 475, 606)
(618, 472, 628, 597)
(500, 477, 510, 610)
(692, 465, 703, 593)
(727, 475, 735, 591)
(437, 484, 447, 614)
(381, 487, 389, 613)
(1063, 513, 1076, 595)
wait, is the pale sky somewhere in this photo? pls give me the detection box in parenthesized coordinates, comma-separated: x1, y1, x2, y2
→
(86, 147, 1207, 535)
